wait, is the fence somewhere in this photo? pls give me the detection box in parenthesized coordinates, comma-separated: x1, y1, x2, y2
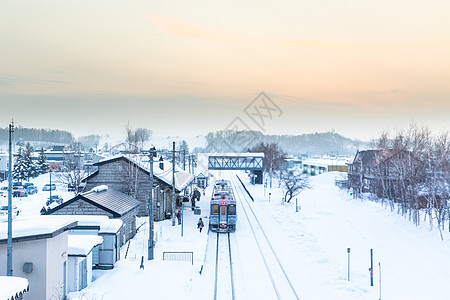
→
(163, 251, 194, 265)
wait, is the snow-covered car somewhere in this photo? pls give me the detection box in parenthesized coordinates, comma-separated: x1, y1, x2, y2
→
(46, 195, 63, 206)
(42, 184, 56, 191)
(0, 204, 21, 218)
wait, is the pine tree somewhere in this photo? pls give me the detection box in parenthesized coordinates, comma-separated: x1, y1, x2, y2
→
(13, 147, 27, 182)
(36, 147, 49, 174)
(24, 143, 39, 179)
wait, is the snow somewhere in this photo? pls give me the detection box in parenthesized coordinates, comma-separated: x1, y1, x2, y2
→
(302, 158, 351, 167)
(6, 171, 450, 300)
(91, 185, 108, 193)
(0, 215, 77, 240)
(0, 276, 29, 300)
(70, 215, 123, 234)
(97, 155, 194, 191)
(68, 235, 103, 256)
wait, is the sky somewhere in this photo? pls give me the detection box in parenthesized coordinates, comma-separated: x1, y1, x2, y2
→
(0, 0, 449, 141)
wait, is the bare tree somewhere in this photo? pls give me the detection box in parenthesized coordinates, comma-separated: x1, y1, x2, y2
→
(280, 170, 310, 203)
(56, 143, 87, 195)
(122, 123, 152, 198)
(125, 123, 152, 153)
(369, 124, 449, 231)
(250, 142, 285, 188)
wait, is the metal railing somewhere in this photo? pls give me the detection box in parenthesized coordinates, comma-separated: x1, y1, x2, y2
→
(163, 251, 194, 265)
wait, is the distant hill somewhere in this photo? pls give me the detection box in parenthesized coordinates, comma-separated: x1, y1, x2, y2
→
(205, 130, 367, 156)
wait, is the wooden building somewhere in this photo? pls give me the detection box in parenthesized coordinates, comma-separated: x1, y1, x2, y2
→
(45, 185, 139, 243)
(82, 155, 194, 221)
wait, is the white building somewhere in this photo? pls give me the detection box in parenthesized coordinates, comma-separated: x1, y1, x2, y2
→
(0, 216, 78, 300)
(67, 235, 103, 293)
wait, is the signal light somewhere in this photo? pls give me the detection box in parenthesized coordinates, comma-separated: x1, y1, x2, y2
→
(220, 201, 226, 205)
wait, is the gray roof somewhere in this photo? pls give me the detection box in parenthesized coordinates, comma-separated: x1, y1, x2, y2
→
(45, 186, 140, 217)
(80, 187, 140, 216)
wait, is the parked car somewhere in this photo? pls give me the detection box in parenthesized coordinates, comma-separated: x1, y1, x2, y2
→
(23, 183, 38, 195)
(0, 187, 7, 197)
(12, 186, 27, 197)
(0, 204, 21, 218)
(42, 184, 56, 191)
(46, 195, 63, 206)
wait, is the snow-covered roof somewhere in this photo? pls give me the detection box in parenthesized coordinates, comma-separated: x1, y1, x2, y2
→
(0, 276, 29, 300)
(96, 155, 194, 191)
(68, 235, 103, 256)
(70, 215, 123, 234)
(0, 216, 77, 241)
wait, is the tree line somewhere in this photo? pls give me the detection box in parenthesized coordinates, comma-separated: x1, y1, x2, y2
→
(356, 124, 450, 238)
(0, 126, 74, 144)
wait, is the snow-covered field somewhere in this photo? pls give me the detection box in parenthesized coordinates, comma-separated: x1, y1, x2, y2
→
(4, 171, 450, 299)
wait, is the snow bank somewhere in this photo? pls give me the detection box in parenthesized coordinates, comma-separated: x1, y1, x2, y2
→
(0, 276, 29, 300)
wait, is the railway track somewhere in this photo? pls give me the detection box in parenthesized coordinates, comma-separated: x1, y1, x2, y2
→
(213, 232, 235, 300)
(229, 173, 300, 300)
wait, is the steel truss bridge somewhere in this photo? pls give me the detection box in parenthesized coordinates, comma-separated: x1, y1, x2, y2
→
(208, 153, 264, 171)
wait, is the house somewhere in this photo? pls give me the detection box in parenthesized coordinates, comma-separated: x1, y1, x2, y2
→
(0, 216, 78, 300)
(196, 173, 209, 189)
(0, 276, 29, 300)
(44, 185, 139, 244)
(67, 235, 103, 292)
(348, 150, 403, 198)
(82, 155, 194, 220)
(68, 215, 123, 269)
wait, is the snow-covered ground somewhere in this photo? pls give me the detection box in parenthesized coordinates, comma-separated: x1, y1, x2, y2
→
(0, 173, 76, 219)
(4, 171, 450, 299)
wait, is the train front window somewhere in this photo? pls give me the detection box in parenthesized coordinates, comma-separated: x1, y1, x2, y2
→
(211, 204, 219, 215)
(228, 205, 236, 215)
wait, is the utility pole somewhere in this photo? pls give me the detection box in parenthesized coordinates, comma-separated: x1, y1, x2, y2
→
(183, 149, 186, 171)
(172, 142, 176, 226)
(7, 121, 14, 276)
(188, 155, 191, 174)
(148, 147, 156, 260)
(49, 170, 52, 202)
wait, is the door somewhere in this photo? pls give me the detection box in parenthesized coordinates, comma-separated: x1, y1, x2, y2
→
(219, 206, 227, 223)
(61, 261, 66, 299)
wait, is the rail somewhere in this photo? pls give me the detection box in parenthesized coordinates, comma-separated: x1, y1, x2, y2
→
(230, 173, 300, 300)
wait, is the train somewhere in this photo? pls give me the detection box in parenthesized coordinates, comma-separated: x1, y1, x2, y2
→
(209, 180, 236, 232)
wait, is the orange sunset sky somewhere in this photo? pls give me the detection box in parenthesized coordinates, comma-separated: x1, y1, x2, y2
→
(0, 0, 449, 140)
